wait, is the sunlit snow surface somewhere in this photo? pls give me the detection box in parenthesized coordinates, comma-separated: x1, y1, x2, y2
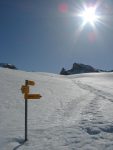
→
(0, 68, 113, 150)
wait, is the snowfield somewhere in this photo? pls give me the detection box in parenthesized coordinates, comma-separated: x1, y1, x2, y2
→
(0, 68, 113, 150)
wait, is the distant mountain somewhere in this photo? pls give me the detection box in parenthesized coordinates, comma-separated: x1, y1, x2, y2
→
(60, 63, 99, 75)
(0, 63, 17, 70)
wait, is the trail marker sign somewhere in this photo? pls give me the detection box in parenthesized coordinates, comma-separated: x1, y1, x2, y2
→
(24, 94, 42, 99)
(21, 80, 42, 141)
(21, 85, 29, 94)
(27, 80, 35, 86)
(21, 80, 42, 100)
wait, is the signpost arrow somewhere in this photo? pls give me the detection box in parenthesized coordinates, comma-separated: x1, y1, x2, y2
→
(27, 80, 35, 86)
(24, 94, 42, 99)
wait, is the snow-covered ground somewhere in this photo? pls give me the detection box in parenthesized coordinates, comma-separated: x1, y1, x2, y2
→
(0, 68, 113, 150)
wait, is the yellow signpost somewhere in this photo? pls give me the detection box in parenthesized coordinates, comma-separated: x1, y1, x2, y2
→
(27, 80, 35, 86)
(24, 94, 42, 99)
(21, 80, 42, 141)
(21, 85, 29, 94)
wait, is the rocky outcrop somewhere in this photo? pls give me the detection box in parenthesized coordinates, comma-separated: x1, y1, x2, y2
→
(0, 63, 17, 70)
(60, 63, 99, 75)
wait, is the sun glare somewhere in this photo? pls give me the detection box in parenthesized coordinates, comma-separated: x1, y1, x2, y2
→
(74, 1, 111, 42)
(81, 7, 97, 25)
(79, 5, 100, 27)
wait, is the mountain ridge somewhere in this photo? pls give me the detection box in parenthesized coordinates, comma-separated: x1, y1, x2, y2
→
(60, 62, 113, 75)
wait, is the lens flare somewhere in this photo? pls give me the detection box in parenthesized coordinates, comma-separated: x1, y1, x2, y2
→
(58, 3, 68, 13)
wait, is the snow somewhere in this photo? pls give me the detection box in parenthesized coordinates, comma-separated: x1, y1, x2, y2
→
(0, 68, 113, 150)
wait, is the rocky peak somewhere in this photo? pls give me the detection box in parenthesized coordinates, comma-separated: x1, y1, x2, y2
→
(60, 62, 99, 75)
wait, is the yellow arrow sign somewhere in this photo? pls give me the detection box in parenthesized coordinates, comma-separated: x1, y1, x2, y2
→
(21, 85, 29, 94)
(24, 94, 42, 99)
(27, 80, 35, 86)
(21, 80, 42, 100)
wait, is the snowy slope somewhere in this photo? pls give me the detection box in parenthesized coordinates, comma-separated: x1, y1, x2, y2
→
(0, 68, 113, 150)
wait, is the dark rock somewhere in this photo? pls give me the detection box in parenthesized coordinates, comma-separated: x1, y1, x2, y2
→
(0, 63, 17, 70)
(60, 62, 99, 75)
(60, 68, 69, 75)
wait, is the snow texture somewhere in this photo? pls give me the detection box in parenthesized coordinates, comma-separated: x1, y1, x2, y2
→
(0, 68, 113, 150)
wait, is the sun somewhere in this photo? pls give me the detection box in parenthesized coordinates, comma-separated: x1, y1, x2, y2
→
(81, 7, 97, 25)
(79, 5, 99, 27)
(74, 2, 109, 41)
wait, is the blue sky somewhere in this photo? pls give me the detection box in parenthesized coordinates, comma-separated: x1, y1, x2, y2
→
(0, 0, 113, 73)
